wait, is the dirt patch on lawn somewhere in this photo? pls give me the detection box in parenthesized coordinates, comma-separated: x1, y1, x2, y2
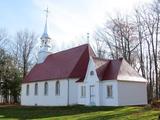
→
(0, 104, 20, 108)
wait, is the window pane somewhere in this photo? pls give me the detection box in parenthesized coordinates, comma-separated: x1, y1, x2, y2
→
(84, 86, 86, 97)
(81, 86, 83, 97)
(81, 86, 86, 97)
(55, 81, 60, 95)
(44, 82, 48, 95)
(90, 71, 94, 75)
(107, 85, 113, 98)
(26, 85, 29, 96)
(35, 83, 38, 95)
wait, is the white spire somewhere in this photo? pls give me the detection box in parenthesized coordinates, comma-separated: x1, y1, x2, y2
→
(38, 7, 52, 64)
(41, 7, 50, 39)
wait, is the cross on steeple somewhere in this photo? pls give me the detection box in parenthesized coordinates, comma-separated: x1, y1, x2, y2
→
(44, 7, 49, 22)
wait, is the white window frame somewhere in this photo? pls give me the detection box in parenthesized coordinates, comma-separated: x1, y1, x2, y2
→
(81, 86, 86, 97)
(106, 85, 113, 98)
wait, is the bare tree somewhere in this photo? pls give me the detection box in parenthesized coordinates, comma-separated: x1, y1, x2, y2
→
(12, 30, 37, 79)
(134, 9, 146, 78)
(95, 15, 139, 65)
(137, 0, 160, 99)
(0, 29, 8, 48)
(94, 37, 107, 58)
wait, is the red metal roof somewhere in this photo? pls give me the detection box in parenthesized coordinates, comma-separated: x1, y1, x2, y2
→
(23, 44, 144, 83)
(93, 57, 145, 81)
(23, 44, 95, 83)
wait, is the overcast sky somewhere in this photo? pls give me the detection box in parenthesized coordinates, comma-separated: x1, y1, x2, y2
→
(0, 0, 152, 51)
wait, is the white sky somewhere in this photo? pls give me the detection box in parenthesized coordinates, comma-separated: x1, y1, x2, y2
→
(0, 0, 152, 51)
(32, 0, 151, 51)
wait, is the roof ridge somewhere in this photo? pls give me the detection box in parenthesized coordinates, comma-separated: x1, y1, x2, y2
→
(93, 57, 109, 61)
(53, 44, 89, 55)
(41, 44, 89, 64)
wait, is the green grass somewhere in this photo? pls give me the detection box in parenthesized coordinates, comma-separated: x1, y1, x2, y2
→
(0, 105, 159, 120)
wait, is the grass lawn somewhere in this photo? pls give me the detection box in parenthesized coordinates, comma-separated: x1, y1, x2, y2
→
(0, 105, 159, 120)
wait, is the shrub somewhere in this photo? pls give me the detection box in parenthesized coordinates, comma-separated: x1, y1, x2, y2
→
(144, 104, 152, 110)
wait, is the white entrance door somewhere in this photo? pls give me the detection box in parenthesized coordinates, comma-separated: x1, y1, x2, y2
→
(90, 85, 95, 105)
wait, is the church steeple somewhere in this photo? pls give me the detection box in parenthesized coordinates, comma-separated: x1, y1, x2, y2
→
(38, 7, 52, 64)
(41, 7, 50, 40)
(40, 7, 51, 47)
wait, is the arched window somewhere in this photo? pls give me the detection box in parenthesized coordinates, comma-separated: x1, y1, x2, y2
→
(55, 81, 60, 96)
(26, 84, 29, 96)
(90, 71, 94, 75)
(34, 83, 38, 95)
(44, 82, 48, 95)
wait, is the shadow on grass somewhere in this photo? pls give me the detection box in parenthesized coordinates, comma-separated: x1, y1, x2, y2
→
(79, 107, 160, 120)
(0, 105, 124, 120)
(75, 106, 143, 120)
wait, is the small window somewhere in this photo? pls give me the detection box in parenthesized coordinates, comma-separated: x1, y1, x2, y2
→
(44, 82, 48, 95)
(55, 81, 60, 96)
(35, 83, 38, 95)
(90, 71, 94, 75)
(26, 84, 29, 96)
(81, 86, 86, 97)
(106, 85, 113, 98)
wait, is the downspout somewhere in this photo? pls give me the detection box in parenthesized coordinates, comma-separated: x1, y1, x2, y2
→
(67, 79, 69, 106)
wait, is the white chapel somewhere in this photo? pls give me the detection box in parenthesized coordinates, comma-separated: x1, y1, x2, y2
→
(20, 9, 148, 106)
